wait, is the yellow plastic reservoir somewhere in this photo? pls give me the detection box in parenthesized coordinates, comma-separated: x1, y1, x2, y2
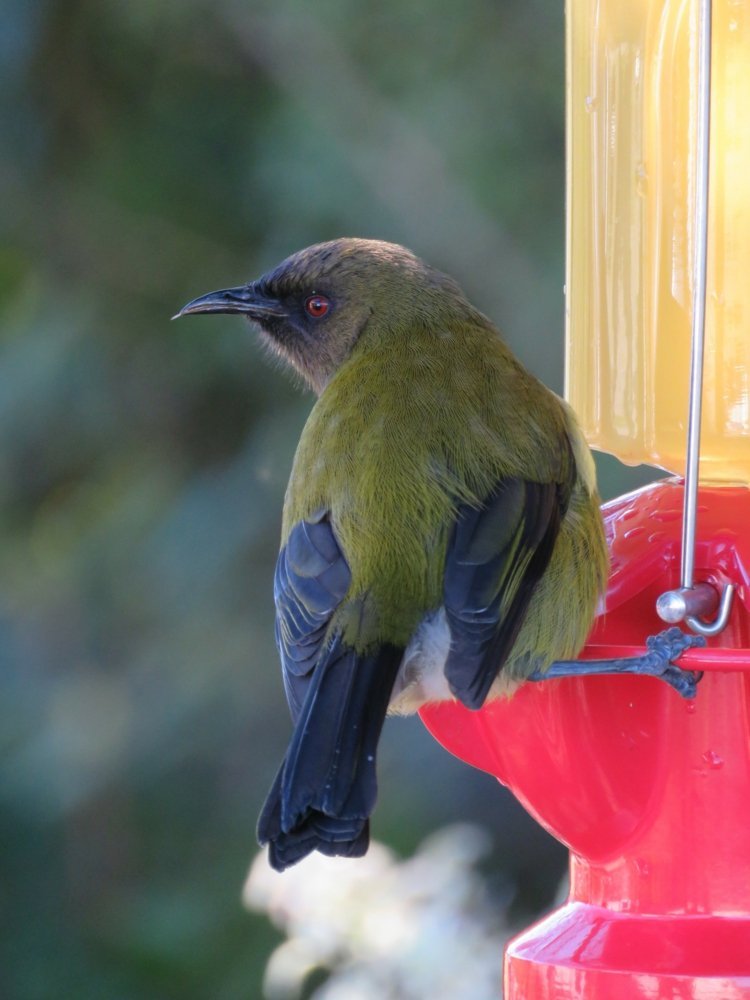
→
(565, 0, 750, 482)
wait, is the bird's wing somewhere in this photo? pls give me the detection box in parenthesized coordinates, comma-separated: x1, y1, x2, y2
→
(443, 466, 574, 710)
(263, 513, 404, 870)
(273, 513, 352, 722)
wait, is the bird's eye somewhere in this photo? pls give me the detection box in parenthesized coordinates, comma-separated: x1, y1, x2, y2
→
(304, 295, 330, 319)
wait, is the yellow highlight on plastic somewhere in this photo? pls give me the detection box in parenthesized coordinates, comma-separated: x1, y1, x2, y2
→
(565, 0, 750, 482)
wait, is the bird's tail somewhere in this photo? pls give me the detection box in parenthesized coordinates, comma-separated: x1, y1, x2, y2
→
(257, 634, 404, 871)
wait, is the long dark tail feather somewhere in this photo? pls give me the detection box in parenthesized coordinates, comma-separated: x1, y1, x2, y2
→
(257, 634, 403, 871)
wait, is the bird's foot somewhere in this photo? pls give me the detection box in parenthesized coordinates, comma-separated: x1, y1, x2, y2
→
(640, 627, 706, 697)
(527, 627, 706, 699)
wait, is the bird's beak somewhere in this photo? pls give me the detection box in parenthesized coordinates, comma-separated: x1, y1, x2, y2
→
(172, 284, 286, 321)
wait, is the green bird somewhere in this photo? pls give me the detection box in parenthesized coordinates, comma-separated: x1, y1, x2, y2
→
(177, 238, 702, 871)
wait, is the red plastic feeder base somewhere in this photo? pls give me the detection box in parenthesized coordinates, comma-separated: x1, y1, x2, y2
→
(506, 905, 750, 999)
(420, 481, 750, 997)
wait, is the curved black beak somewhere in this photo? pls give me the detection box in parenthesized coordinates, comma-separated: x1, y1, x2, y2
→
(172, 284, 286, 321)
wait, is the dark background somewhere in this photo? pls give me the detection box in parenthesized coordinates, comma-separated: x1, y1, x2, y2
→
(0, 2, 657, 997)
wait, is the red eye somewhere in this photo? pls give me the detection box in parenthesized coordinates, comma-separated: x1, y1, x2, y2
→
(304, 295, 330, 318)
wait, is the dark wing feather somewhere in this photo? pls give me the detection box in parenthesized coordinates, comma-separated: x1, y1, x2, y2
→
(262, 514, 404, 870)
(273, 515, 352, 721)
(443, 459, 575, 710)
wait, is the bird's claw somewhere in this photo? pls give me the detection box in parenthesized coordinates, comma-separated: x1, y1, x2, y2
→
(643, 627, 706, 699)
(646, 625, 705, 659)
(655, 664, 701, 699)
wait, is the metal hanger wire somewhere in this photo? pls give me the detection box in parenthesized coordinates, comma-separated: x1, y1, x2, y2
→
(656, 0, 735, 637)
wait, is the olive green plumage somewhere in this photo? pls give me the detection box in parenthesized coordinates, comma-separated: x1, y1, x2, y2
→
(278, 240, 607, 678)
(177, 237, 609, 869)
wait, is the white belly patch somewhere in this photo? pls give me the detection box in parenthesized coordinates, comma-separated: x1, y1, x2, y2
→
(388, 608, 453, 715)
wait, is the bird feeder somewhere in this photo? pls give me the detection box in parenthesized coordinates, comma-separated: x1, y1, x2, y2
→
(420, 1, 750, 995)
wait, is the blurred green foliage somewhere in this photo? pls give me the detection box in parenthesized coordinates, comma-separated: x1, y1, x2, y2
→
(0, 2, 660, 997)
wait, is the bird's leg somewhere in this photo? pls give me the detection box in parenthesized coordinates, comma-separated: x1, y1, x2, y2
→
(527, 627, 706, 699)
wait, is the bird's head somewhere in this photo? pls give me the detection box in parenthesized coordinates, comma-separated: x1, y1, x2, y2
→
(175, 238, 472, 393)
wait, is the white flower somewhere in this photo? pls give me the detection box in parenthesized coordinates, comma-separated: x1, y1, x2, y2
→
(244, 824, 509, 1000)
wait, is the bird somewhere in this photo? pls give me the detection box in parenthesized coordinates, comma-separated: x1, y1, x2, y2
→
(176, 238, 703, 871)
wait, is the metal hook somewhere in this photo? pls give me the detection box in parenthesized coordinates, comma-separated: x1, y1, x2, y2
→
(686, 584, 735, 637)
(655, 0, 734, 638)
